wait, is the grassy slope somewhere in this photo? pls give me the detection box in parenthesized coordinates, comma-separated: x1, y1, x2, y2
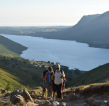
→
(0, 35, 42, 90)
(69, 63, 109, 87)
(0, 35, 27, 55)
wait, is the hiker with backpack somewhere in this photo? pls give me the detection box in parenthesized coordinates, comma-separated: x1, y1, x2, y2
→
(49, 69, 56, 98)
(45, 67, 53, 97)
(52, 64, 66, 99)
(41, 68, 48, 95)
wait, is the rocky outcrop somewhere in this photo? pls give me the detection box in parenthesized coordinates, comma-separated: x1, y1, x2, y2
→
(10, 95, 25, 105)
(22, 89, 34, 102)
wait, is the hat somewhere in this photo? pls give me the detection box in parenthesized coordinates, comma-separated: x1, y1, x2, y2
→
(56, 64, 60, 68)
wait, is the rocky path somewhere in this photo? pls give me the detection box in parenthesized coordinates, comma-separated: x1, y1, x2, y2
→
(1, 89, 109, 106)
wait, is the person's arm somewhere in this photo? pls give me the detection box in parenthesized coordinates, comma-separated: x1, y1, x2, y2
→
(45, 73, 47, 82)
(61, 71, 65, 78)
(41, 73, 44, 79)
(41, 73, 45, 81)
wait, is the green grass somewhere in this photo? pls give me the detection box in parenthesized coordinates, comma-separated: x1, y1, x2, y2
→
(0, 44, 19, 57)
(0, 68, 24, 90)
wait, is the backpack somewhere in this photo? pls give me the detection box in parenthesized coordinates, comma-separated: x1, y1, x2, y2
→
(45, 71, 52, 83)
(54, 70, 64, 77)
(43, 70, 48, 77)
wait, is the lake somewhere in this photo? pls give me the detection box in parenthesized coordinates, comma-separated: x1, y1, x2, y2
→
(2, 34, 109, 71)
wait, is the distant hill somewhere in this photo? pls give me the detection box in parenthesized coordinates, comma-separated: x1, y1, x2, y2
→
(1, 11, 109, 49)
(65, 11, 109, 48)
(0, 35, 27, 56)
(68, 62, 109, 87)
(27, 11, 109, 49)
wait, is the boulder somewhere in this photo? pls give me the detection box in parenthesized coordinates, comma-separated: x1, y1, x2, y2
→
(10, 89, 21, 98)
(84, 97, 94, 104)
(4, 92, 11, 97)
(59, 102, 72, 106)
(92, 100, 109, 106)
(29, 90, 36, 95)
(22, 89, 33, 102)
(31, 94, 38, 99)
(1, 90, 6, 94)
(43, 100, 50, 105)
(10, 95, 25, 105)
(49, 101, 60, 106)
(68, 93, 79, 100)
(26, 101, 38, 106)
(33, 86, 42, 89)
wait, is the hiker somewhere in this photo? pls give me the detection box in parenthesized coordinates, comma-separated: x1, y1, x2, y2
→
(41, 68, 48, 95)
(45, 67, 53, 97)
(52, 64, 66, 99)
(49, 69, 56, 98)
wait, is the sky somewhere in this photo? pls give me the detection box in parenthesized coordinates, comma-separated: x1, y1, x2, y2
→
(0, 0, 109, 26)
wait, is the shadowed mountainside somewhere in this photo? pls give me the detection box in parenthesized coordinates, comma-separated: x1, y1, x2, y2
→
(68, 62, 109, 87)
(0, 35, 27, 55)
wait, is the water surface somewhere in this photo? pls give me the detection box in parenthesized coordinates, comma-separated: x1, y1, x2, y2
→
(2, 34, 109, 71)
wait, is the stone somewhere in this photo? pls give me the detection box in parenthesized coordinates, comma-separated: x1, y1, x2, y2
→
(22, 89, 33, 102)
(34, 86, 42, 89)
(68, 93, 79, 100)
(10, 89, 21, 98)
(1, 90, 6, 94)
(43, 100, 51, 105)
(26, 101, 38, 106)
(84, 97, 94, 104)
(92, 100, 108, 106)
(59, 102, 72, 106)
(31, 94, 38, 99)
(4, 92, 11, 97)
(29, 90, 36, 95)
(10, 95, 25, 105)
(49, 101, 60, 106)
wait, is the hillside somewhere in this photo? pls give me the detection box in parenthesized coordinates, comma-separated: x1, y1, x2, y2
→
(0, 35, 27, 56)
(69, 62, 109, 87)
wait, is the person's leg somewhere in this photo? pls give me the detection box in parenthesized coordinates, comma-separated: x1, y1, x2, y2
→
(57, 83, 62, 98)
(53, 81, 56, 99)
(43, 81, 46, 94)
(46, 83, 51, 97)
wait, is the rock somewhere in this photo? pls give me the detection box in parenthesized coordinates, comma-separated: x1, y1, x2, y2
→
(29, 90, 36, 95)
(59, 102, 72, 106)
(26, 101, 38, 106)
(63, 91, 71, 95)
(10, 89, 21, 98)
(60, 98, 68, 102)
(31, 94, 38, 99)
(49, 101, 60, 106)
(22, 89, 33, 102)
(68, 93, 79, 100)
(1, 90, 6, 94)
(4, 92, 11, 97)
(43, 100, 51, 105)
(10, 95, 25, 105)
(84, 97, 94, 104)
(34, 86, 42, 89)
(92, 100, 108, 106)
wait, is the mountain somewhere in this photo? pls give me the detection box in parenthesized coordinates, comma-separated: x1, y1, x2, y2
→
(1, 11, 109, 49)
(65, 11, 109, 48)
